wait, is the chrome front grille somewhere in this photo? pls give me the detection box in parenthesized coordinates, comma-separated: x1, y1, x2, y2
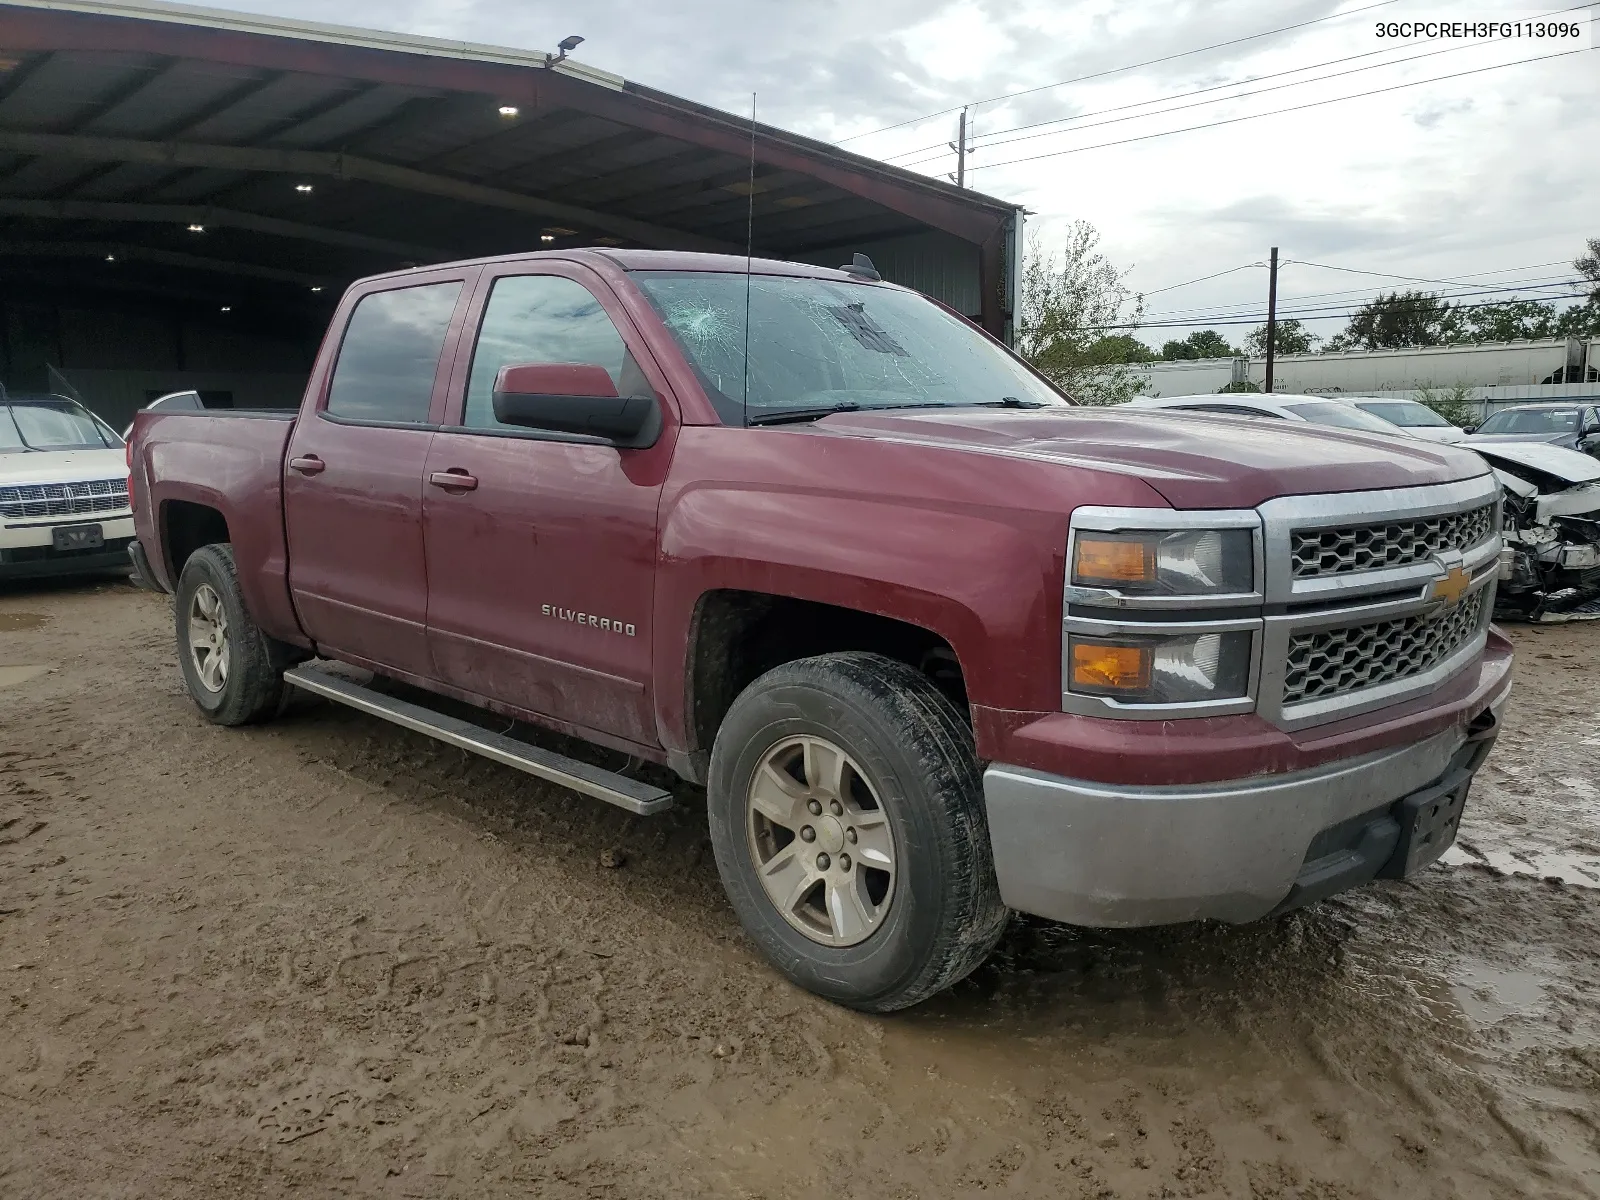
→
(1289, 503, 1495, 579)
(0, 478, 130, 521)
(1282, 587, 1488, 705)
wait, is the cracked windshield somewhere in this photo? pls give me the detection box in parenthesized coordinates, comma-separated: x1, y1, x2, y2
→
(632, 271, 1065, 423)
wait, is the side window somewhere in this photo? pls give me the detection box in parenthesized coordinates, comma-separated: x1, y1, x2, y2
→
(1177, 404, 1279, 418)
(462, 274, 635, 430)
(325, 281, 463, 423)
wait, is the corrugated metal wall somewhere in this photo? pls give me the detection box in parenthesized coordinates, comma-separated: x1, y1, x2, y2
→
(793, 230, 982, 318)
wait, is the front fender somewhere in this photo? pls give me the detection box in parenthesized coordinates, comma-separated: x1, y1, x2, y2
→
(651, 483, 1067, 752)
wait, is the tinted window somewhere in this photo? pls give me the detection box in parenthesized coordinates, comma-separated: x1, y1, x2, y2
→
(1477, 407, 1580, 434)
(1281, 401, 1405, 433)
(326, 282, 462, 423)
(1173, 404, 1283, 418)
(1354, 400, 1450, 427)
(462, 275, 633, 430)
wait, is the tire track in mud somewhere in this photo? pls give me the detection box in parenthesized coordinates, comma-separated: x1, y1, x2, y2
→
(3, 583, 1600, 1198)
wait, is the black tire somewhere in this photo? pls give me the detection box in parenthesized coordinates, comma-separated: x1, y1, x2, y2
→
(707, 652, 1009, 1013)
(174, 543, 291, 726)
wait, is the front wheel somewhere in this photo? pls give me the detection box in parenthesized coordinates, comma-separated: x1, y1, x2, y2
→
(707, 652, 1009, 1012)
(174, 544, 291, 726)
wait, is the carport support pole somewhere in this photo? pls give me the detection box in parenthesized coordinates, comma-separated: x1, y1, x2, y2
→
(1264, 246, 1279, 394)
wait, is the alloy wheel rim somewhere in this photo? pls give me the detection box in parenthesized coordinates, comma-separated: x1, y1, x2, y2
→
(745, 734, 896, 947)
(187, 583, 230, 693)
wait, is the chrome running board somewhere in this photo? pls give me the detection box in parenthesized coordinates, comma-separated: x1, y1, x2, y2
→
(283, 664, 673, 816)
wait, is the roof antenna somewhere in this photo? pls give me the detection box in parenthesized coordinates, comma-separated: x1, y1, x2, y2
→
(741, 91, 756, 428)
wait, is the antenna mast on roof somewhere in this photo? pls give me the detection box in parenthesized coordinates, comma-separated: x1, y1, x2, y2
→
(741, 92, 756, 428)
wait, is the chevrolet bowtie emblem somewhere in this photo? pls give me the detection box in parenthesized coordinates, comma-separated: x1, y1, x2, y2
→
(1429, 565, 1471, 607)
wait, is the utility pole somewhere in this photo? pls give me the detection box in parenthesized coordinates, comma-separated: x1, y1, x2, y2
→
(1264, 246, 1279, 394)
(948, 106, 969, 188)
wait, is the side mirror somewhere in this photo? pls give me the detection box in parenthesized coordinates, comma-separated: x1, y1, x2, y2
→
(491, 363, 658, 447)
(1461, 425, 1477, 435)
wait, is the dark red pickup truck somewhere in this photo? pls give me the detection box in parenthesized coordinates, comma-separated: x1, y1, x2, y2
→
(128, 248, 1512, 1011)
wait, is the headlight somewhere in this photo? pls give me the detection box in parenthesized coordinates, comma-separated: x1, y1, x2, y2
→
(1072, 528, 1253, 595)
(1068, 630, 1253, 704)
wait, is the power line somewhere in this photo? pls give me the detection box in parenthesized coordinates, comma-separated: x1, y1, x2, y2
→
(1144, 264, 1577, 317)
(1284, 258, 1585, 289)
(888, 0, 1592, 167)
(1142, 273, 1587, 322)
(887, 36, 1465, 165)
(1138, 263, 1263, 297)
(1102, 290, 1593, 333)
(962, 45, 1596, 173)
(834, 0, 1404, 145)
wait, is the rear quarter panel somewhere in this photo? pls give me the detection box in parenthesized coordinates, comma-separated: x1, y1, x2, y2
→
(133, 411, 305, 646)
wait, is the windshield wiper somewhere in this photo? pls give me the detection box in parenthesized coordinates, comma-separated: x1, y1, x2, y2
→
(747, 402, 862, 426)
(748, 397, 1061, 426)
(969, 396, 1050, 409)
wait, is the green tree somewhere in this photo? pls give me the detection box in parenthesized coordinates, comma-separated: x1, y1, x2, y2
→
(1244, 318, 1319, 357)
(1017, 222, 1148, 405)
(1414, 383, 1477, 429)
(1160, 329, 1239, 360)
(1577, 236, 1600, 304)
(1447, 299, 1560, 343)
(1324, 290, 1458, 350)
(1090, 333, 1157, 363)
(1555, 300, 1600, 338)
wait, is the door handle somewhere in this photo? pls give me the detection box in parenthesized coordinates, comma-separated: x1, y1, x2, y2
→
(289, 455, 325, 475)
(429, 469, 479, 492)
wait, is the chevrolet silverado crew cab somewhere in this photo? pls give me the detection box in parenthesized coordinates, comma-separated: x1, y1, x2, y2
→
(2, 390, 134, 580)
(127, 250, 1512, 1012)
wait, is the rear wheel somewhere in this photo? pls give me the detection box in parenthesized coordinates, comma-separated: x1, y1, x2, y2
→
(707, 652, 1008, 1012)
(174, 544, 291, 726)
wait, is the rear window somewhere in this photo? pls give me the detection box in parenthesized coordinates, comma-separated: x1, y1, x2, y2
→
(1354, 401, 1450, 427)
(1477, 408, 1579, 435)
(326, 282, 463, 423)
(1281, 401, 1405, 433)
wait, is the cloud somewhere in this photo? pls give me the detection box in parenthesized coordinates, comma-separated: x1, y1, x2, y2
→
(200, 0, 1599, 340)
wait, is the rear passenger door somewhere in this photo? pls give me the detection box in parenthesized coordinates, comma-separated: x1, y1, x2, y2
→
(284, 271, 474, 676)
(421, 264, 676, 748)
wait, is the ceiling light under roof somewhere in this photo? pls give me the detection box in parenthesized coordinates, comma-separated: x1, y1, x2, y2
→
(295, 183, 314, 193)
(187, 223, 204, 232)
(220, 306, 231, 312)
(540, 234, 555, 243)
(498, 105, 519, 117)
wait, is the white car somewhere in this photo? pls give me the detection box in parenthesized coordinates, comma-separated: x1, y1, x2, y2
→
(1337, 397, 1468, 443)
(1, 392, 134, 582)
(1126, 392, 1416, 436)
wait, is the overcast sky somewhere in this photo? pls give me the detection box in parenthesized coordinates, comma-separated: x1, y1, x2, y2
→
(208, 0, 1598, 346)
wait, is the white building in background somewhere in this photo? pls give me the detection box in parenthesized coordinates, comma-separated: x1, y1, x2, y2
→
(1131, 336, 1600, 417)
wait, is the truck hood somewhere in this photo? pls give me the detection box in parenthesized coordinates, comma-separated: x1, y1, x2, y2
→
(813, 406, 1488, 509)
(0, 447, 127, 485)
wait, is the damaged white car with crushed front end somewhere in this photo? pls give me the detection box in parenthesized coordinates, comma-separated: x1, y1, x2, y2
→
(1478, 442, 1600, 621)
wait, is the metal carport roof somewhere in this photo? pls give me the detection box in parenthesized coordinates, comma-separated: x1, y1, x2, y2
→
(0, 0, 1023, 337)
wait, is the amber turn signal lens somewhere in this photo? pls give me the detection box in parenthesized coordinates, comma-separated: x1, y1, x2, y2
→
(1070, 642, 1151, 692)
(1073, 536, 1155, 586)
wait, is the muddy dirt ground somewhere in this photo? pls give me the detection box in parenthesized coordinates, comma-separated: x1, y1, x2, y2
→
(2, 579, 1599, 1199)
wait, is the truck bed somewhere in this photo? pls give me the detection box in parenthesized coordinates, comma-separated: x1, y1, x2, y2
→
(130, 407, 306, 646)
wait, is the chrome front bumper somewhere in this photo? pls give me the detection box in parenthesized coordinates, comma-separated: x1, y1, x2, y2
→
(983, 689, 1507, 927)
